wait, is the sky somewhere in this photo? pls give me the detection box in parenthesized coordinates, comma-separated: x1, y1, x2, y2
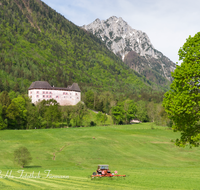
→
(41, 0, 200, 64)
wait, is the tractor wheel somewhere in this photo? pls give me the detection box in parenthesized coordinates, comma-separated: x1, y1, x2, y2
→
(93, 172, 96, 175)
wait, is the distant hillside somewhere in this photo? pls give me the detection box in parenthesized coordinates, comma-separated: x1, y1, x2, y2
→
(82, 16, 175, 86)
(0, 0, 168, 96)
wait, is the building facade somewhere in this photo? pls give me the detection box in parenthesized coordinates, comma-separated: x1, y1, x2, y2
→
(28, 81, 81, 106)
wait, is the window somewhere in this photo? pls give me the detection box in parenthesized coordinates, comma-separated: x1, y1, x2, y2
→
(30, 92, 32, 94)
(49, 95, 52, 98)
(76, 93, 77, 95)
(36, 95, 39, 98)
(43, 95, 45, 98)
(46, 95, 48, 98)
(63, 92, 65, 95)
(56, 96, 59, 98)
(77, 97, 79, 99)
(49, 92, 52, 94)
(37, 91, 39, 94)
(46, 91, 48, 94)
(43, 91, 45, 94)
(66, 92, 68, 95)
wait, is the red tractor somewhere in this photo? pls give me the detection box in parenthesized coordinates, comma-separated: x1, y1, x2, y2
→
(91, 165, 126, 178)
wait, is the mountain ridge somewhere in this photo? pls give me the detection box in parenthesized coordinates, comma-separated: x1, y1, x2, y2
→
(82, 16, 176, 84)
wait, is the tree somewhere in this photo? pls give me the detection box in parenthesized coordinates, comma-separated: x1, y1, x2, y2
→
(123, 100, 137, 124)
(0, 79, 4, 92)
(147, 102, 157, 122)
(163, 32, 200, 147)
(111, 105, 124, 124)
(6, 96, 27, 129)
(14, 82, 20, 92)
(44, 99, 61, 128)
(14, 146, 32, 168)
(72, 102, 87, 127)
(136, 100, 149, 122)
(85, 90, 94, 109)
(0, 104, 7, 130)
(61, 106, 73, 127)
(96, 111, 108, 125)
(25, 96, 40, 129)
(0, 91, 11, 119)
(101, 114, 108, 125)
(5, 80, 10, 92)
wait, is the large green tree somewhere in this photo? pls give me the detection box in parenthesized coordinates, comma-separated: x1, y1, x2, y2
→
(111, 105, 125, 124)
(14, 146, 32, 168)
(163, 32, 200, 147)
(72, 102, 87, 127)
(6, 96, 27, 129)
(123, 100, 137, 124)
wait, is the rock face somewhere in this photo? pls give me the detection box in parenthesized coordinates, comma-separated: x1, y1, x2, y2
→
(82, 16, 176, 83)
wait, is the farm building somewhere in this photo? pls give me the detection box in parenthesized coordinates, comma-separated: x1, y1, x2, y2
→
(28, 81, 81, 106)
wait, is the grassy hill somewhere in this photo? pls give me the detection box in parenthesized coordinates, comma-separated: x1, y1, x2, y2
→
(0, 124, 200, 189)
(0, 0, 169, 95)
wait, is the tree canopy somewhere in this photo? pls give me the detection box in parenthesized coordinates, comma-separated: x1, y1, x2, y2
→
(14, 146, 32, 168)
(163, 32, 200, 147)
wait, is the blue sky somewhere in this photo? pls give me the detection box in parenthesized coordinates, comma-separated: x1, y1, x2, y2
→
(42, 0, 200, 64)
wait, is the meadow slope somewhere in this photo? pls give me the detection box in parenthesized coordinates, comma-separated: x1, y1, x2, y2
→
(0, 123, 200, 189)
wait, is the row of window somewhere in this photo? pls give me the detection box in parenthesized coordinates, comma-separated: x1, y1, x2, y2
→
(30, 91, 78, 95)
(30, 95, 79, 99)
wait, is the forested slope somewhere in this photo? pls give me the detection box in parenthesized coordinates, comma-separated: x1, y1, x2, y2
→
(0, 0, 167, 95)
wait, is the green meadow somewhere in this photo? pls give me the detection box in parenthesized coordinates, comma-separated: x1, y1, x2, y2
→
(0, 123, 200, 189)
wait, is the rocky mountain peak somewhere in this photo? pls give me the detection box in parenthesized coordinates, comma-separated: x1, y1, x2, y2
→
(82, 16, 176, 82)
(83, 16, 156, 60)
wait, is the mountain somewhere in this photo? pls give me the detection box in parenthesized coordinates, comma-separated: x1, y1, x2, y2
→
(0, 0, 170, 99)
(82, 16, 176, 85)
(0, 0, 155, 95)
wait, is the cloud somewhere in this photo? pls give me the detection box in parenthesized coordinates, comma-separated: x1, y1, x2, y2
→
(42, 0, 200, 63)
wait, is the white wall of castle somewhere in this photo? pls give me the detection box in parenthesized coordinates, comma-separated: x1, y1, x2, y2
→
(28, 89, 81, 106)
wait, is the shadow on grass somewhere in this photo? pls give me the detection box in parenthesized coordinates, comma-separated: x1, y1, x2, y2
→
(24, 166, 42, 168)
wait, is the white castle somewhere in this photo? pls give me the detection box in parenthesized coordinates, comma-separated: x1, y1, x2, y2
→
(28, 81, 81, 106)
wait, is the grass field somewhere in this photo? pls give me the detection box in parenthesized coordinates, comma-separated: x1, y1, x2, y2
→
(0, 123, 200, 189)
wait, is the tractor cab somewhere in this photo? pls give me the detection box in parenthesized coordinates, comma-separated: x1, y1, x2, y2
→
(96, 165, 111, 175)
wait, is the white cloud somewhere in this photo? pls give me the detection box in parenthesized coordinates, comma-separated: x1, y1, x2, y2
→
(42, 0, 200, 63)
